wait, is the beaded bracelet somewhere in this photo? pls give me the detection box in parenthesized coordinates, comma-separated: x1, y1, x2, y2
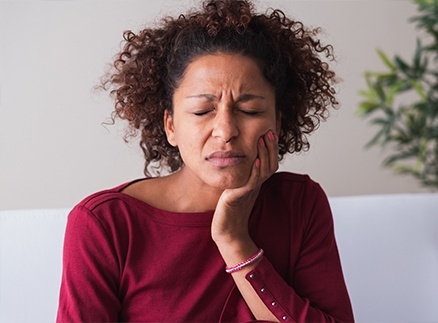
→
(225, 248, 264, 274)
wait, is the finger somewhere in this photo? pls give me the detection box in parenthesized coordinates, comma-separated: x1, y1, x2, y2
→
(265, 130, 279, 174)
(257, 136, 270, 180)
(219, 156, 260, 208)
(245, 156, 261, 190)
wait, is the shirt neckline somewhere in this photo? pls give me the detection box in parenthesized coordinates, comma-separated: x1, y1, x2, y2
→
(111, 178, 216, 227)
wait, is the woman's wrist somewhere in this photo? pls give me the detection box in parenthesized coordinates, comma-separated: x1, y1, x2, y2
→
(215, 237, 260, 270)
(225, 248, 264, 274)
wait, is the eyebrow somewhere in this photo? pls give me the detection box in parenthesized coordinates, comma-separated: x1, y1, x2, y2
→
(186, 93, 265, 102)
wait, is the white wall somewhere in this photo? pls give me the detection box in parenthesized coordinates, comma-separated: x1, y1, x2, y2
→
(0, 0, 429, 210)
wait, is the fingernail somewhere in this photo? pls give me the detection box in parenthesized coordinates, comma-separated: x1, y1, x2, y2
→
(268, 130, 275, 141)
(259, 137, 265, 147)
(255, 158, 261, 167)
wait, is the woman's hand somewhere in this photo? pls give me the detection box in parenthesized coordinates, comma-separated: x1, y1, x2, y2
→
(211, 129, 279, 247)
(212, 129, 280, 322)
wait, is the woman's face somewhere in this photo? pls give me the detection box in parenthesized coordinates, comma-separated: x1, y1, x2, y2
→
(165, 52, 279, 190)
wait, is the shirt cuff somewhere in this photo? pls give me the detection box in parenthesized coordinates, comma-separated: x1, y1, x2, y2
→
(245, 257, 293, 322)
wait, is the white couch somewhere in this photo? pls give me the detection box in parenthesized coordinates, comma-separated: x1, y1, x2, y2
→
(1, 193, 437, 322)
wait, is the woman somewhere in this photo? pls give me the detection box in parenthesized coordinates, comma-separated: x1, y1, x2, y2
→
(57, 0, 354, 322)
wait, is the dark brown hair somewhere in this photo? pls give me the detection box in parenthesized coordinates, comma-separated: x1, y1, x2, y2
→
(104, 0, 338, 176)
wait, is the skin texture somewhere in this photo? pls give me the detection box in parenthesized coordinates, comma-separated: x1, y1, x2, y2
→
(124, 52, 281, 321)
(166, 53, 278, 188)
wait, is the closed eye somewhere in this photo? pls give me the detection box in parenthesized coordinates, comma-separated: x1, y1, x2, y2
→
(193, 109, 213, 116)
(239, 109, 262, 116)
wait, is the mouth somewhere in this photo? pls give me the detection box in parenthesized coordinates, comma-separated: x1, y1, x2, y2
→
(206, 151, 247, 167)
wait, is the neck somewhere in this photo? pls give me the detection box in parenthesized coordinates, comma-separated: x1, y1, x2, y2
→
(165, 169, 223, 212)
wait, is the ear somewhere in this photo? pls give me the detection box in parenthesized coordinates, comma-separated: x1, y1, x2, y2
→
(164, 109, 177, 147)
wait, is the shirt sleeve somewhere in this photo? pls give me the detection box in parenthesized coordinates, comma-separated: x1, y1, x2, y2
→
(56, 205, 121, 322)
(245, 184, 354, 322)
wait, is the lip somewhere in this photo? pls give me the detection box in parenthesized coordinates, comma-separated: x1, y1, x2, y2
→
(206, 151, 246, 167)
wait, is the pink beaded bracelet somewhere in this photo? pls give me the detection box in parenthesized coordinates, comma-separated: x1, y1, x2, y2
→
(225, 248, 264, 274)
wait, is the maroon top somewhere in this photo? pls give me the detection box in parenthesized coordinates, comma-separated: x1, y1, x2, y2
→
(57, 172, 354, 322)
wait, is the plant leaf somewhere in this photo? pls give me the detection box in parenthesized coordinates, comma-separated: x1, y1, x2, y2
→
(394, 55, 412, 76)
(377, 49, 396, 70)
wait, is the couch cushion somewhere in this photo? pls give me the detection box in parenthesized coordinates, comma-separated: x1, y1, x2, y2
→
(0, 208, 69, 322)
(330, 193, 438, 322)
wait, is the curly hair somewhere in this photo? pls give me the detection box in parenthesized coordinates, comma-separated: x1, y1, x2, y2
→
(103, 0, 338, 176)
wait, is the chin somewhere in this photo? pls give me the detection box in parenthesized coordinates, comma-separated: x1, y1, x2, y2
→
(207, 170, 250, 190)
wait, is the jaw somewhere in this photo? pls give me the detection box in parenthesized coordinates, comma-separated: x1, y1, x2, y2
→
(180, 160, 252, 189)
(203, 163, 253, 190)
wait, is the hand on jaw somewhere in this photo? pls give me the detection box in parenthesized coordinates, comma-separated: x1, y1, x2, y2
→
(212, 129, 280, 322)
(212, 129, 279, 259)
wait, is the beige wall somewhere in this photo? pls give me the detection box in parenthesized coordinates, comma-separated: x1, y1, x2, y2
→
(0, 0, 429, 210)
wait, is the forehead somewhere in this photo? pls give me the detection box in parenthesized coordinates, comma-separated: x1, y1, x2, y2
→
(176, 53, 272, 93)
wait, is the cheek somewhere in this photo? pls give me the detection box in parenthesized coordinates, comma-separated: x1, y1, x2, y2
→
(177, 131, 204, 157)
(252, 119, 277, 138)
(248, 120, 277, 151)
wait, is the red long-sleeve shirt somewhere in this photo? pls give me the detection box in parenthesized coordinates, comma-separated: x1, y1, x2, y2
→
(57, 172, 354, 322)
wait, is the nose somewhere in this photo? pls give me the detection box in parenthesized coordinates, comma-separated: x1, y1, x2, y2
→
(212, 108, 239, 143)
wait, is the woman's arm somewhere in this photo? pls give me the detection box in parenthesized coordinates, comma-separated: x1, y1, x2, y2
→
(57, 205, 121, 322)
(243, 192, 354, 322)
(212, 131, 353, 322)
(212, 130, 281, 322)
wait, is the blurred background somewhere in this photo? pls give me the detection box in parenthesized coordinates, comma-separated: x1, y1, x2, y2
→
(0, 0, 430, 210)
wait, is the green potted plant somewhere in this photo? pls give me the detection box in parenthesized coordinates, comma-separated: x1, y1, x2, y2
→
(358, 0, 438, 189)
